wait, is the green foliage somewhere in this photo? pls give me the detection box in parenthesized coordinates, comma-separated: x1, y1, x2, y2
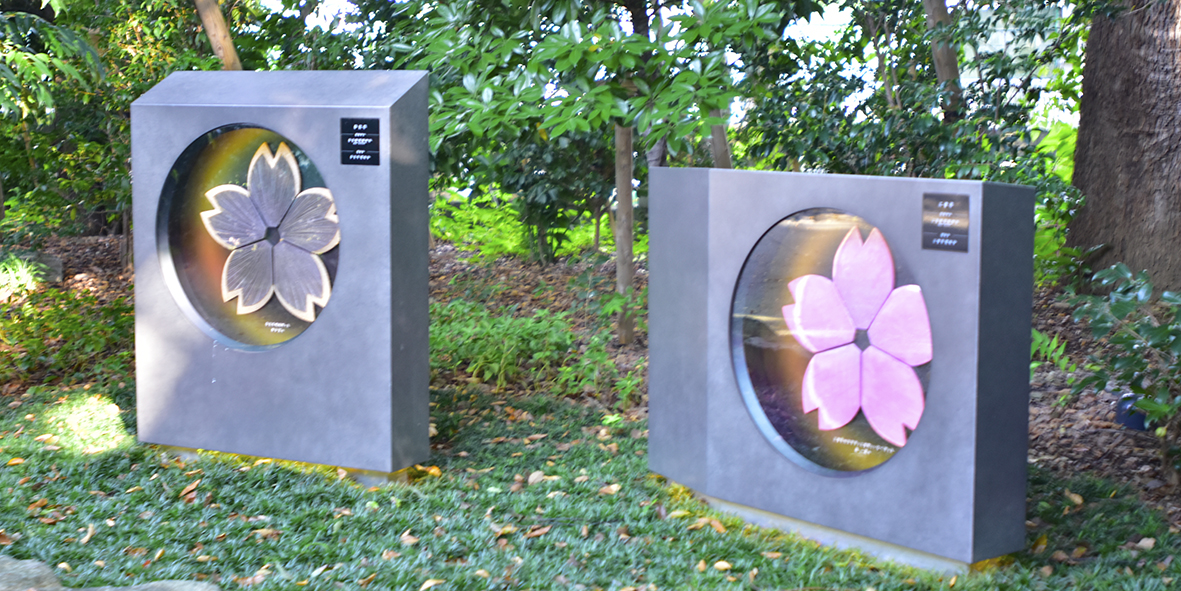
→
(431, 192, 647, 262)
(1070, 263, 1181, 485)
(0, 0, 271, 237)
(430, 299, 576, 388)
(431, 192, 531, 261)
(0, 7, 101, 122)
(0, 249, 41, 299)
(1, 386, 1179, 590)
(1030, 328, 1077, 400)
(0, 289, 133, 384)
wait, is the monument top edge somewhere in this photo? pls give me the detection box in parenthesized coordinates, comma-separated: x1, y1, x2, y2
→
(133, 70, 428, 109)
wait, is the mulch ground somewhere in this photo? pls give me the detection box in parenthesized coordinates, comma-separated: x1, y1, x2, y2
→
(7, 236, 1179, 527)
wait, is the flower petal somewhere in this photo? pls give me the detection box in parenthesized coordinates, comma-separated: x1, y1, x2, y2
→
(247, 142, 300, 227)
(279, 188, 341, 254)
(273, 241, 331, 323)
(867, 285, 933, 366)
(221, 242, 274, 315)
(201, 185, 265, 249)
(833, 227, 894, 329)
(781, 275, 855, 353)
(861, 346, 925, 447)
(801, 344, 862, 431)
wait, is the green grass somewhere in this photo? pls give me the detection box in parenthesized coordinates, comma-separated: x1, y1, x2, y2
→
(2, 384, 1179, 590)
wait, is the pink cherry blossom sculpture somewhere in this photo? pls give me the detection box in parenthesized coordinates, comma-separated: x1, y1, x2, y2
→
(781, 227, 932, 447)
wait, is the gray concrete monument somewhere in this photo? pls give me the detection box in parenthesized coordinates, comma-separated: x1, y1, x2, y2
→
(132, 71, 429, 473)
(648, 168, 1033, 569)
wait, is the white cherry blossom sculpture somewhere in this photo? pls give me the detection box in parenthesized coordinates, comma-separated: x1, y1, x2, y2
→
(200, 142, 340, 323)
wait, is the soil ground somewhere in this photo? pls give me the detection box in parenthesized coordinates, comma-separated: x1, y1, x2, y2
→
(13, 236, 1180, 528)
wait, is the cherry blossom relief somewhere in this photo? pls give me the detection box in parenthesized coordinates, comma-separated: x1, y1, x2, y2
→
(781, 227, 932, 447)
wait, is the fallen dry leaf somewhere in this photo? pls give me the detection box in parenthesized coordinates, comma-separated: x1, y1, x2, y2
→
(1064, 489, 1084, 506)
(420, 579, 445, 590)
(1040, 565, 1053, 576)
(1071, 546, 1087, 559)
(400, 530, 420, 545)
(523, 525, 552, 539)
(79, 524, 96, 545)
(527, 471, 546, 486)
(381, 550, 400, 560)
(687, 518, 710, 531)
(1137, 537, 1157, 550)
(598, 484, 621, 495)
(358, 573, 377, 588)
(0, 530, 12, 546)
(714, 560, 731, 571)
(761, 552, 782, 559)
(667, 510, 691, 519)
(6, 458, 23, 466)
(27, 498, 47, 512)
(709, 519, 726, 534)
(251, 528, 282, 541)
(1051, 550, 1070, 562)
(236, 574, 267, 587)
(949, 574, 958, 587)
(474, 569, 490, 578)
(179, 479, 201, 498)
(696, 559, 706, 572)
(491, 524, 518, 537)
(1032, 534, 1048, 554)
(574, 475, 589, 483)
(195, 555, 216, 563)
(57, 563, 71, 573)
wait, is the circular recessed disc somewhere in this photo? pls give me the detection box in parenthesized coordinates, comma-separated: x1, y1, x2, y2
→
(158, 125, 340, 349)
(730, 209, 932, 474)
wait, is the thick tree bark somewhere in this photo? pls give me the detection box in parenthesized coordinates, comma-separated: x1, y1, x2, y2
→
(1068, 1, 1181, 289)
(613, 124, 636, 345)
(193, 0, 242, 70)
(920, 0, 962, 120)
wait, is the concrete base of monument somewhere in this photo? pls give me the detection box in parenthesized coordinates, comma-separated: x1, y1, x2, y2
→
(699, 492, 971, 574)
(156, 446, 410, 487)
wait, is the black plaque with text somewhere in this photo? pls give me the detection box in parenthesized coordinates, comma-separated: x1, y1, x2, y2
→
(341, 118, 380, 165)
(922, 193, 969, 252)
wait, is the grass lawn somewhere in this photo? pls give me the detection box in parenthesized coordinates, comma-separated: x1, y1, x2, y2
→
(1, 382, 1178, 590)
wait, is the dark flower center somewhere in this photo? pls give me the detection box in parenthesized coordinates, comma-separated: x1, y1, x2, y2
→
(264, 226, 282, 246)
(854, 329, 870, 351)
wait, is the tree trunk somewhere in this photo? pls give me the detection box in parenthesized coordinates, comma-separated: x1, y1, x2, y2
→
(708, 108, 732, 168)
(1068, 1, 1181, 290)
(920, 0, 962, 120)
(613, 124, 635, 345)
(0, 176, 5, 223)
(193, 0, 242, 70)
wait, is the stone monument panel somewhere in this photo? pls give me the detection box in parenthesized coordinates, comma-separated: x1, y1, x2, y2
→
(132, 71, 429, 473)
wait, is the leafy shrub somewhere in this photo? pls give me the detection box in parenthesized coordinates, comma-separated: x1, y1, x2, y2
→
(430, 298, 644, 405)
(0, 289, 133, 383)
(431, 192, 530, 261)
(430, 192, 649, 263)
(1070, 264, 1181, 486)
(1030, 328, 1078, 389)
(430, 299, 575, 388)
(0, 250, 41, 300)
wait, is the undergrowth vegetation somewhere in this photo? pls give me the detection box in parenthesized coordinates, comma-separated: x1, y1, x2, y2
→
(0, 289, 133, 385)
(1, 386, 1178, 589)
